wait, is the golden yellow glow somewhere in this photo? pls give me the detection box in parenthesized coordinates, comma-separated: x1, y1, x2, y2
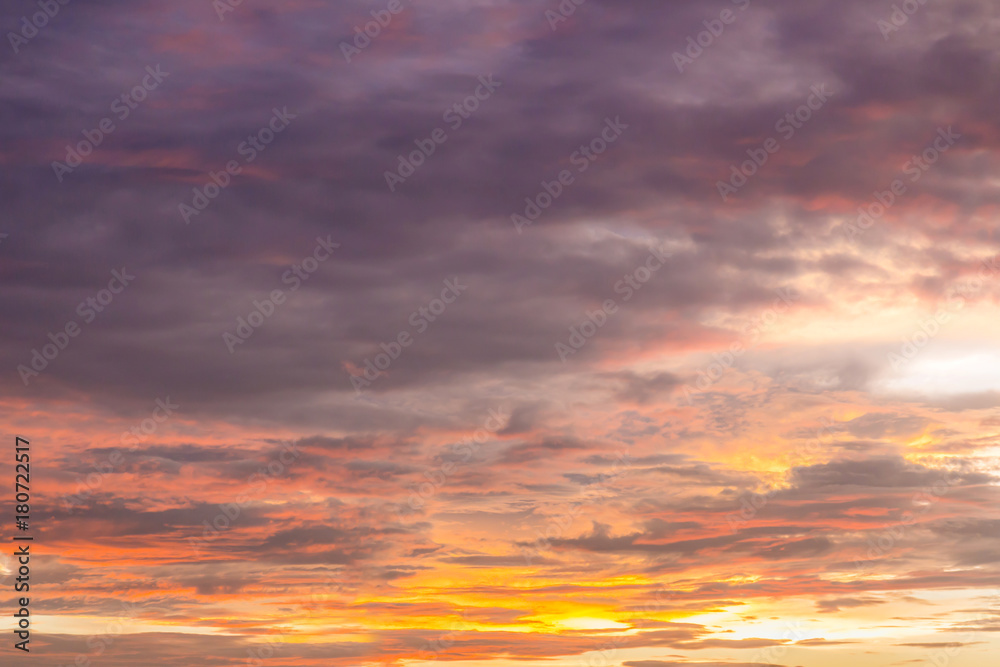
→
(556, 617, 630, 631)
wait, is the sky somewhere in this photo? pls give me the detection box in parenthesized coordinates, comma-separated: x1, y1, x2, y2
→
(2, 0, 1000, 665)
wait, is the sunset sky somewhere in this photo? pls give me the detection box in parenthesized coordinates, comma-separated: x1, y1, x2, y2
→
(2, 0, 1000, 666)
